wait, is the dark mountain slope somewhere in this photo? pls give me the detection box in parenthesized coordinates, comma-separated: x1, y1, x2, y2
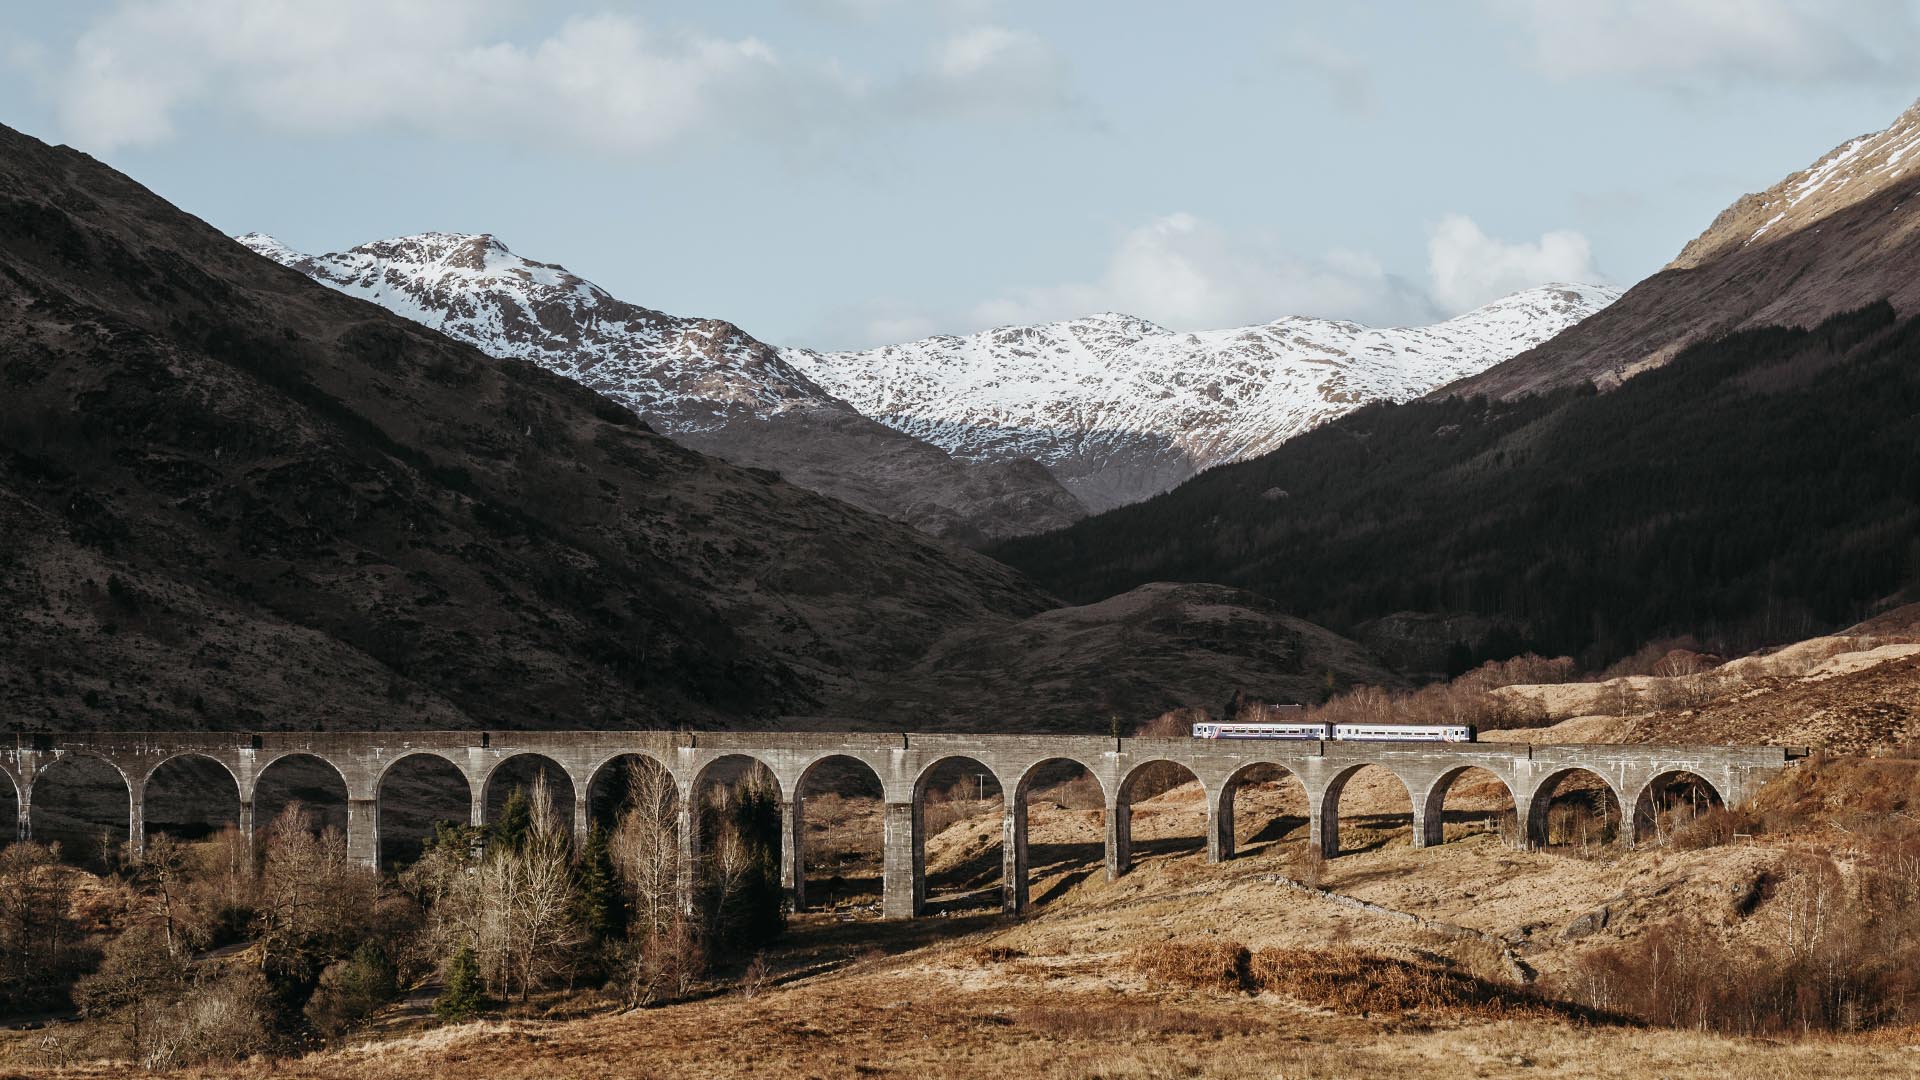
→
(991, 304, 1920, 668)
(1445, 100, 1920, 401)
(0, 125, 1055, 732)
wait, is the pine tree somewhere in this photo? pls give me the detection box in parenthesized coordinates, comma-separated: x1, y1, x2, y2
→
(435, 947, 484, 1023)
(576, 824, 625, 943)
(490, 787, 531, 855)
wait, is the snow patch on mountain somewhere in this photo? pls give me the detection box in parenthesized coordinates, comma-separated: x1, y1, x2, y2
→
(237, 231, 839, 432)
(782, 283, 1621, 510)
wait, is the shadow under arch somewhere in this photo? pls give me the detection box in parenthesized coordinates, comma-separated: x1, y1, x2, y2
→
(481, 752, 577, 837)
(376, 751, 471, 867)
(29, 751, 132, 868)
(1011, 757, 1108, 909)
(1216, 760, 1311, 861)
(1420, 765, 1518, 848)
(253, 752, 351, 838)
(0, 767, 17, 846)
(1632, 769, 1726, 845)
(1320, 762, 1417, 857)
(910, 755, 1006, 913)
(1116, 758, 1208, 869)
(1527, 768, 1625, 852)
(791, 753, 885, 912)
(142, 752, 242, 842)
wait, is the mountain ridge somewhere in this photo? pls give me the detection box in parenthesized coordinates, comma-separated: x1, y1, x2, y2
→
(237, 230, 1088, 545)
(1443, 98, 1920, 400)
(784, 283, 1620, 511)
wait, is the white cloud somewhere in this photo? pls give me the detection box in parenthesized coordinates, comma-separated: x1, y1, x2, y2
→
(815, 211, 1600, 348)
(1427, 214, 1599, 312)
(972, 212, 1436, 331)
(1497, 0, 1920, 88)
(36, 1, 1078, 155)
(900, 24, 1081, 118)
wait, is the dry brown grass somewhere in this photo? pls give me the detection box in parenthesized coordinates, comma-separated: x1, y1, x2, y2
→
(1248, 946, 1580, 1022)
(1130, 938, 1252, 992)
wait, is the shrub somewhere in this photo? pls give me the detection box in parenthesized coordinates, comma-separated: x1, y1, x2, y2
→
(1131, 938, 1251, 992)
(306, 940, 399, 1039)
(1249, 947, 1550, 1019)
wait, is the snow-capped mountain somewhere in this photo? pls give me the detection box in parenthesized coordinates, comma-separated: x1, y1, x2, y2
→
(783, 285, 1621, 511)
(238, 231, 1088, 544)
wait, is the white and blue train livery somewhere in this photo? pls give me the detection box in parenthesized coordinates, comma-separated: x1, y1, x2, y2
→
(1191, 721, 1476, 743)
(1190, 722, 1327, 740)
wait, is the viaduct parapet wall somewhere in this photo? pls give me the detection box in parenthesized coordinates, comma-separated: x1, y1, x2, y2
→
(0, 731, 1806, 918)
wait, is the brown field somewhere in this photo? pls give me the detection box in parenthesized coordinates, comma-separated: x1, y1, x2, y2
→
(13, 762, 1920, 1080)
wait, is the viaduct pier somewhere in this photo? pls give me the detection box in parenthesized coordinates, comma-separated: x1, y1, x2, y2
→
(2, 731, 1805, 918)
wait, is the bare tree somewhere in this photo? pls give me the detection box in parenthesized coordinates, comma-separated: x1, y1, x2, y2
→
(609, 760, 680, 938)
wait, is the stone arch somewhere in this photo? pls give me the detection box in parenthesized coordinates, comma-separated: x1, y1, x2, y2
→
(1631, 770, 1726, 844)
(910, 755, 1008, 912)
(1318, 762, 1417, 857)
(583, 752, 679, 834)
(1418, 765, 1519, 848)
(376, 751, 472, 867)
(141, 752, 243, 842)
(252, 753, 351, 837)
(790, 753, 886, 912)
(480, 752, 578, 837)
(28, 751, 133, 867)
(1002, 757, 1109, 910)
(1215, 760, 1312, 861)
(1116, 759, 1209, 868)
(688, 752, 784, 804)
(1527, 768, 1625, 851)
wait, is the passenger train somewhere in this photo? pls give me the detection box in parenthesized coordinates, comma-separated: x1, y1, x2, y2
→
(1190, 721, 1476, 743)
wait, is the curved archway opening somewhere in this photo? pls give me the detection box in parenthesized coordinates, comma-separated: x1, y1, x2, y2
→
(1425, 766, 1518, 847)
(913, 756, 1004, 912)
(690, 755, 782, 951)
(1014, 758, 1106, 906)
(794, 755, 884, 912)
(586, 754, 676, 833)
(1119, 760, 1206, 868)
(1530, 769, 1623, 855)
(1326, 765, 1415, 857)
(378, 754, 470, 868)
(589, 754, 680, 937)
(254, 754, 349, 838)
(483, 754, 576, 839)
(1223, 762, 1310, 860)
(29, 754, 130, 869)
(143, 754, 241, 843)
(1634, 771, 1726, 845)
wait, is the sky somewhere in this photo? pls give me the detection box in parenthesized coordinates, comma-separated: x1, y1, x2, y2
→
(1, 1, 1917, 350)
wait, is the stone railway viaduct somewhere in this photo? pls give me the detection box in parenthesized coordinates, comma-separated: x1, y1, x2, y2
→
(1, 731, 1804, 919)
